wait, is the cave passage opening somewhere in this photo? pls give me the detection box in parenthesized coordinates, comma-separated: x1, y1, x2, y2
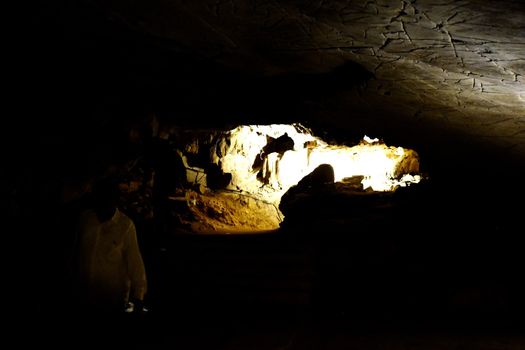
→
(161, 123, 423, 234)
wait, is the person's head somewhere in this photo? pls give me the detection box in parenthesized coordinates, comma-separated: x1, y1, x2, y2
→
(92, 177, 121, 221)
(298, 163, 335, 189)
(309, 163, 335, 185)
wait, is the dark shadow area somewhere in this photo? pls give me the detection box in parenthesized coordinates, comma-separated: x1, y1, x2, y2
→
(21, 149, 525, 347)
(19, 0, 375, 137)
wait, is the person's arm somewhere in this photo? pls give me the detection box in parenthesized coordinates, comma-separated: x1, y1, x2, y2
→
(124, 221, 148, 303)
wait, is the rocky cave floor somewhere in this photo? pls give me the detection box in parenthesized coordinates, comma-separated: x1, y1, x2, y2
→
(26, 177, 525, 348)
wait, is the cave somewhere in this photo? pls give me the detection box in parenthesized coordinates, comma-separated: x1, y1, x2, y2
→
(10, 0, 525, 347)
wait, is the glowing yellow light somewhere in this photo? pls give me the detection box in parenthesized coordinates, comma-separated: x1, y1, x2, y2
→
(215, 124, 421, 205)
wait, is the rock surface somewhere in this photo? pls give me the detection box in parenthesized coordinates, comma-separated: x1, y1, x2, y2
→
(91, 0, 524, 157)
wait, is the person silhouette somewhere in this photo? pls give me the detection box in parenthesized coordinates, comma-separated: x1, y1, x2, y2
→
(73, 177, 147, 315)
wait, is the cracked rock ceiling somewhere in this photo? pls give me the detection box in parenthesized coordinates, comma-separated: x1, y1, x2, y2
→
(30, 0, 525, 176)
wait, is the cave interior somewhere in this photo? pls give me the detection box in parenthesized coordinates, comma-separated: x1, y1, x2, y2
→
(10, 0, 525, 347)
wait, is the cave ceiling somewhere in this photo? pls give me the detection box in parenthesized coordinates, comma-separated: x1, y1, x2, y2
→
(33, 0, 525, 169)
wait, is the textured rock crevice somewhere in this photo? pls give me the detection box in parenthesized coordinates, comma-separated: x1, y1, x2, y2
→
(87, 0, 525, 159)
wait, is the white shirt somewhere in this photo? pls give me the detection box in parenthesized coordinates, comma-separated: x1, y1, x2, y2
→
(76, 208, 147, 309)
